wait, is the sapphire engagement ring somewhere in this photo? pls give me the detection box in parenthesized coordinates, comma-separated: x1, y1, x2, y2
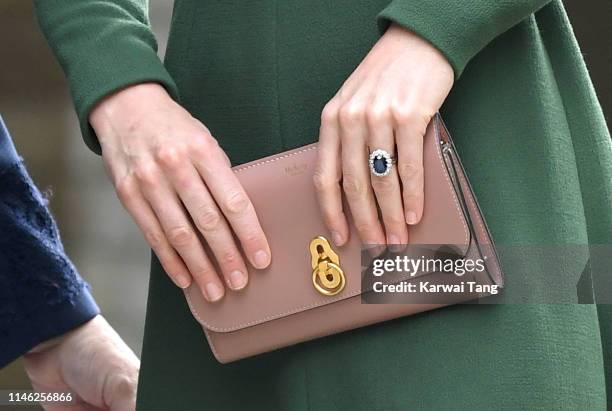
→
(368, 149, 396, 177)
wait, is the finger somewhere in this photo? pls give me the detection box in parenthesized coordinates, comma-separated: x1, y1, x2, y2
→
(314, 101, 349, 246)
(367, 109, 408, 248)
(161, 153, 249, 291)
(191, 139, 271, 269)
(136, 165, 225, 302)
(339, 102, 385, 248)
(115, 176, 192, 289)
(396, 122, 425, 225)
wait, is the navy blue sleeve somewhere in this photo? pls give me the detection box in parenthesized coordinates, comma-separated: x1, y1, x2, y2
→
(0, 116, 99, 368)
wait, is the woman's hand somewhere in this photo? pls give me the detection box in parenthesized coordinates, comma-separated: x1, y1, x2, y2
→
(90, 83, 271, 302)
(315, 24, 454, 248)
(23, 315, 139, 411)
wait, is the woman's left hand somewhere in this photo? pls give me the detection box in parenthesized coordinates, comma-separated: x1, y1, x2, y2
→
(314, 24, 454, 249)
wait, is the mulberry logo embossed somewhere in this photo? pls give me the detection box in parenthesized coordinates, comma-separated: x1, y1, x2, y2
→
(284, 163, 308, 176)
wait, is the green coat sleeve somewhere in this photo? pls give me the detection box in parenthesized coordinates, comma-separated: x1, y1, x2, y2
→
(377, 0, 551, 78)
(33, 0, 180, 154)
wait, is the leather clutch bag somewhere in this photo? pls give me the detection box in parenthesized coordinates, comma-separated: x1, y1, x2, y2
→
(183, 114, 504, 363)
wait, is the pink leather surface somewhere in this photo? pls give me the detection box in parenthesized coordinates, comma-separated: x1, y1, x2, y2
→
(184, 117, 470, 332)
(181, 115, 505, 363)
(204, 245, 493, 363)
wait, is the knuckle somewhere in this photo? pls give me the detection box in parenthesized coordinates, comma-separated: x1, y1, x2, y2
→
(115, 176, 136, 203)
(366, 104, 391, 126)
(241, 230, 263, 247)
(322, 215, 340, 230)
(338, 101, 366, 126)
(354, 220, 377, 236)
(312, 169, 334, 192)
(166, 226, 194, 247)
(385, 214, 407, 228)
(191, 134, 218, 157)
(371, 177, 396, 194)
(108, 373, 137, 400)
(155, 145, 187, 169)
(133, 162, 158, 186)
(195, 206, 221, 232)
(321, 101, 340, 124)
(398, 162, 422, 180)
(162, 261, 183, 279)
(144, 229, 165, 249)
(391, 105, 419, 125)
(224, 191, 250, 215)
(342, 175, 365, 198)
(191, 265, 215, 281)
(219, 250, 240, 266)
(403, 192, 423, 206)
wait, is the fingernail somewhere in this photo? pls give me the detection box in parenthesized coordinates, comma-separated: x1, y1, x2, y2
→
(229, 270, 248, 290)
(331, 231, 343, 246)
(387, 235, 402, 252)
(176, 275, 192, 289)
(406, 211, 418, 225)
(365, 242, 385, 257)
(204, 282, 224, 302)
(252, 250, 270, 269)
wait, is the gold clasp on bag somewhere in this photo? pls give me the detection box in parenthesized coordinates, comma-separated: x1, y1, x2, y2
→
(310, 236, 346, 296)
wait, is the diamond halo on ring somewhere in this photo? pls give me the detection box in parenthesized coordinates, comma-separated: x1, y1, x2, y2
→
(368, 149, 395, 177)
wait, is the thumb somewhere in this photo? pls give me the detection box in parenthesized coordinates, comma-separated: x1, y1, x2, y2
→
(103, 370, 138, 411)
(59, 316, 140, 410)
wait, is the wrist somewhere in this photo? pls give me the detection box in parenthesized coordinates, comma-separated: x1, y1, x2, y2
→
(25, 316, 100, 356)
(386, 23, 454, 82)
(89, 82, 170, 134)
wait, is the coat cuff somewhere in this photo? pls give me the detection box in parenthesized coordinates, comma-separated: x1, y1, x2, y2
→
(0, 286, 99, 368)
(74, 49, 180, 155)
(34, 1, 180, 155)
(377, 0, 551, 78)
(72, 40, 180, 155)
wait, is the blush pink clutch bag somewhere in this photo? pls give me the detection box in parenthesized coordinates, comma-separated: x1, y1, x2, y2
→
(183, 115, 503, 363)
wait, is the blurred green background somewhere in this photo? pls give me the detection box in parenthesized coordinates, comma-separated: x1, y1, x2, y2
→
(0, 1, 609, 409)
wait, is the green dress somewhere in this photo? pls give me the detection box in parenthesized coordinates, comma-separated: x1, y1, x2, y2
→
(35, 0, 612, 409)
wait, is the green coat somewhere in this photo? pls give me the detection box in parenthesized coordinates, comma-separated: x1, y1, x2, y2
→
(35, 0, 612, 409)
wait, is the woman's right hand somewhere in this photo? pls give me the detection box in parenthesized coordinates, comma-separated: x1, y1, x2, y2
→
(90, 83, 271, 302)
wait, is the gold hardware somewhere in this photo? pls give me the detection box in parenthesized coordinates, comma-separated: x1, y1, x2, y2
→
(310, 236, 346, 296)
